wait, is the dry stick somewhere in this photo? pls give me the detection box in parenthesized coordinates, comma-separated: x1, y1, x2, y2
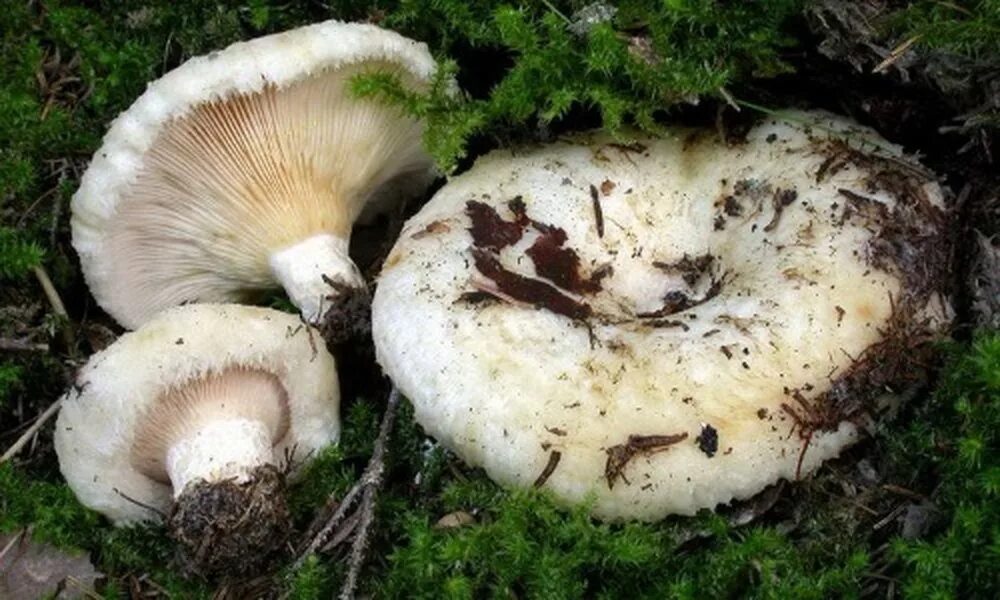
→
(293, 387, 401, 594)
(33, 265, 75, 352)
(0, 528, 26, 563)
(0, 338, 49, 352)
(873, 35, 922, 74)
(338, 387, 400, 600)
(0, 396, 63, 464)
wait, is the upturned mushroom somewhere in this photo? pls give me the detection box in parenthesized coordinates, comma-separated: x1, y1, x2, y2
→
(54, 304, 339, 577)
(71, 20, 442, 333)
(372, 111, 952, 521)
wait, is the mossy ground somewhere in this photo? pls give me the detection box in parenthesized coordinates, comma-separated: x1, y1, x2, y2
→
(1, 1, 998, 598)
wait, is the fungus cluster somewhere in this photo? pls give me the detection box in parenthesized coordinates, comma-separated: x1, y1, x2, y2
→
(56, 15, 953, 583)
(372, 112, 952, 520)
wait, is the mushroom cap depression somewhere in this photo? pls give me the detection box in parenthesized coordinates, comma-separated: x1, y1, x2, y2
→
(72, 21, 440, 328)
(54, 304, 339, 524)
(373, 112, 952, 521)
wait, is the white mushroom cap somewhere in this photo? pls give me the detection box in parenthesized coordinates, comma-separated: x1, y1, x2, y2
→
(72, 21, 442, 329)
(54, 304, 339, 524)
(373, 111, 952, 521)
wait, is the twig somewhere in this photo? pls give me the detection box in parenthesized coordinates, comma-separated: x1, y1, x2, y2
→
(33, 265, 75, 351)
(0, 337, 49, 353)
(881, 483, 927, 502)
(0, 397, 63, 464)
(0, 527, 27, 563)
(873, 36, 921, 74)
(112, 487, 168, 520)
(338, 387, 400, 599)
(539, 0, 573, 25)
(294, 387, 402, 599)
(872, 504, 907, 531)
(717, 86, 740, 111)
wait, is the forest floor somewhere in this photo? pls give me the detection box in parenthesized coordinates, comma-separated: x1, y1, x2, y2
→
(1, 1, 998, 598)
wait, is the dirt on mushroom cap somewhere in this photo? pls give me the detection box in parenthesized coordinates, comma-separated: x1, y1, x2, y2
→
(372, 112, 952, 521)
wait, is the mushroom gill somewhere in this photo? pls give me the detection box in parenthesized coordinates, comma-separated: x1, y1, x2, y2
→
(104, 62, 430, 325)
(129, 366, 290, 489)
(128, 367, 294, 578)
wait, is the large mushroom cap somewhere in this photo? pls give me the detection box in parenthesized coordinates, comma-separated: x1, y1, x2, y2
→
(373, 112, 952, 521)
(72, 20, 441, 329)
(54, 303, 339, 524)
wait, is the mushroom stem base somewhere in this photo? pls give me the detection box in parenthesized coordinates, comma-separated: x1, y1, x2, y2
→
(270, 233, 365, 322)
(320, 280, 372, 345)
(168, 464, 291, 579)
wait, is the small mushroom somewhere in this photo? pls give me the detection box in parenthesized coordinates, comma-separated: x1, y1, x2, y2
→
(54, 304, 339, 577)
(372, 112, 952, 521)
(72, 21, 443, 331)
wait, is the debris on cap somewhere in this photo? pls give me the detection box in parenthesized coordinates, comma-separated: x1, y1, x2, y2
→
(373, 111, 952, 521)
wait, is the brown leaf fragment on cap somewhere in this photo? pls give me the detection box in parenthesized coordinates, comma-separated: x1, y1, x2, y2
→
(837, 189, 890, 225)
(590, 184, 605, 238)
(723, 195, 743, 217)
(526, 226, 609, 294)
(456, 290, 502, 307)
(605, 432, 689, 489)
(470, 249, 592, 320)
(696, 424, 719, 457)
(816, 154, 847, 183)
(533, 450, 562, 488)
(653, 253, 715, 286)
(466, 200, 529, 251)
(764, 188, 798, 232)
(411, 220, 451, 240)
(644, 319, 689, 331)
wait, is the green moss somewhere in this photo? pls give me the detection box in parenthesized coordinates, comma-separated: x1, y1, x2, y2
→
(0, 465, 206, 596)
(888, 333, 1000, 598)
(98, 524, 208, 598)
(283, 555, 338, 600)
(0, 227, 43, 280)
(0, 462, 101, 549)
(357, 0, 803, 170)
(373, 480, 871, 599)
(0, 363, 23, 411)
(288, 400, 382, 521)
(892, 0, 1000, 59)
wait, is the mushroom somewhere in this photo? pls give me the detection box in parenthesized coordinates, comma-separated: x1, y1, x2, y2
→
(54, 304, 339, 577)
(372, 111, 952, 521)
(71, 21, 442, 332)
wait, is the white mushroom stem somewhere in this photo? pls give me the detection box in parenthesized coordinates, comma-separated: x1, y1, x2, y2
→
(270, 233, 365, 322)
(165, 418, 275, 499)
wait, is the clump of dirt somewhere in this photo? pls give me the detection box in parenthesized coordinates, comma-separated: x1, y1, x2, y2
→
(168, 465, 291, 580)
